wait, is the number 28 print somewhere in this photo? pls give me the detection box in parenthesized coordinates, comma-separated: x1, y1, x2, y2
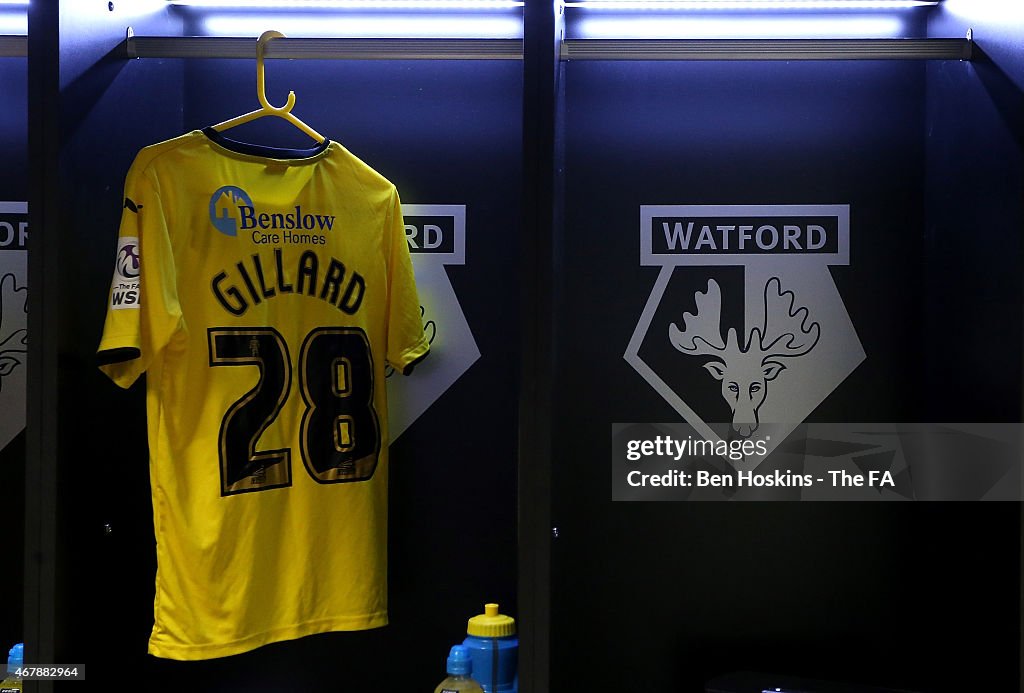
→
(208, 326, 381, 495)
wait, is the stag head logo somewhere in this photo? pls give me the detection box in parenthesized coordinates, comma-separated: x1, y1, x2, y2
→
(669, 277, 819, 438)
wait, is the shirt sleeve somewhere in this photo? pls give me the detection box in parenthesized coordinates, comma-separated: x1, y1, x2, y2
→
(384, 188, 430, 375)
(96, 159, 185, 388)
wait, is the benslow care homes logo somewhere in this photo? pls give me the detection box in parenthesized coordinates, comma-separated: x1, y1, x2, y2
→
(625, 204, 866, 468)
(208, 186, 336, 237)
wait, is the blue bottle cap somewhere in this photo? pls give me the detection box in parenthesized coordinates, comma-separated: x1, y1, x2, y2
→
(7, 643, 23, 672)
(447, 644, 472, 676)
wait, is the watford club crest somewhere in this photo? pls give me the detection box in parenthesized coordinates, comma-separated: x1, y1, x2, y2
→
(386, 205, 479, 442)
(0, 201, 27, 453)
(625, 204, 866, 469)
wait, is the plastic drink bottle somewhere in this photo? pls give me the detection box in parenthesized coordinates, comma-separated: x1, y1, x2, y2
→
(0, 643, 23, 693)
(462, 603, 518, 693)
(434, 645, 484, 693)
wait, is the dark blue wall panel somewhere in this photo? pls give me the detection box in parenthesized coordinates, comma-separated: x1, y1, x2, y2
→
(0, 58, 27, 201)
(551, 53, 1020, 692)
(0, 55, 26, 657)
(52, 1, 184, 679)
(925, 3, 1024, 421)
(67, 55, 522, 691)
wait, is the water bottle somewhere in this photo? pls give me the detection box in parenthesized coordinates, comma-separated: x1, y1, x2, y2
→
(433, 644, 484, 693)
(0, 643, 23, 693)
(462, 603, 517, 693)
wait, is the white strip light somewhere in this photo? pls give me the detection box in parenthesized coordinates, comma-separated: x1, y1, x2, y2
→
(0, 1, 27, 35)
(576, 13, 906, 36)
(200, 13, 523, 35)
(567, 0, 937, 8)
(170, 0, 524, 8)
(0, 18, 26, 34)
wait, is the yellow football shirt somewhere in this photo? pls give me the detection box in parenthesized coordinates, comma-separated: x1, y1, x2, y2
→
(96, 129, 430, 660)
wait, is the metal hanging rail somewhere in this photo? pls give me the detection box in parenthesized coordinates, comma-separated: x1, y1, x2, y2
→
(123, 35, 525, 61)
(0, 35, 27, 57)
(560, 37, 973, 61)
(122, 35, 973, 63)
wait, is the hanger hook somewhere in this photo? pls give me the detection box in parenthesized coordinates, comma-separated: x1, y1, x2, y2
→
(256, 30, 296, 114)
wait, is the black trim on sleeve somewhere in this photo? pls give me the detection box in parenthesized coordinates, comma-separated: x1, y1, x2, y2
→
(96, 347, 141, 367)
(401, 350, 430, 376)
(202, 127, 330, 160)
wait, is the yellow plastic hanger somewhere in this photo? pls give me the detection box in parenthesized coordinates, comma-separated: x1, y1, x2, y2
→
(211, 30, 326, 143)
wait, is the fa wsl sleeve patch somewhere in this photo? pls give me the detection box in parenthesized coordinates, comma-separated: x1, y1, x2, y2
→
(110, 236, 141, 310)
